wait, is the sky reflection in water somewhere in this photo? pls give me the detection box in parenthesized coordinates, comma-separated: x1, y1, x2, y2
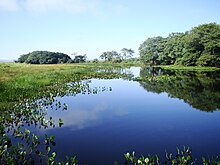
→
(39, 67, 220, 165)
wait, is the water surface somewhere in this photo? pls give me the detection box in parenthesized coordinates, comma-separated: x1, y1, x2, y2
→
(34, 67, 220, 164)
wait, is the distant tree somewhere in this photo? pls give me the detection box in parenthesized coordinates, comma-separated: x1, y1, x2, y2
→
(73, 54, 87, 63)
(17, 51, 71, 64)
(92, 58, 99, 63)
(121, 48, 135, 60)
(100, 51, 122, 62)
(127, 49, 135, 59)
(100, 52, 108, 61)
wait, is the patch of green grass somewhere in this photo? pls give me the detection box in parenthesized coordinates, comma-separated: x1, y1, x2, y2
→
(158, 65, 220, 71)
(0, 63, 130, 110)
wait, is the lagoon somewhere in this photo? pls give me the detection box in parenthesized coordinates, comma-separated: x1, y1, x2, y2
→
(32, 67, 220, 164)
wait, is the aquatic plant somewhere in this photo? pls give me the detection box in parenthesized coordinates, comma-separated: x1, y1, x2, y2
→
(0, 79, 111, 164)
(124, 146, 220, 165)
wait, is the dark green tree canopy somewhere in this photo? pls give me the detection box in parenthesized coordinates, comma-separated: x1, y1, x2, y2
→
(17, 51, 71, 64)
(73, 54, 87, 63)
(139, 23, 220, 67)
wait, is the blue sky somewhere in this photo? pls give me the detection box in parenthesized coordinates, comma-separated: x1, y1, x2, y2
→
(0, 0, 220, 60)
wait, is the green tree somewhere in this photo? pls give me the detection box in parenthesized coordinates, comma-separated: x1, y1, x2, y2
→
(139, 36, 165, 65)
(17, 54, 29, 63)
(121, 48, 135, 60)
(100, 52, 108, 61)
(139, 23, 220, 67)
(73, 54, 87, 63)
(17, 51, 71, 64)
(100, 51, 120, 62)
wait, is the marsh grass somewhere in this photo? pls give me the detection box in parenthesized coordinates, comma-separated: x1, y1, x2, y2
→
(159, 65, 220, 71)
(0, 63, 130, 110)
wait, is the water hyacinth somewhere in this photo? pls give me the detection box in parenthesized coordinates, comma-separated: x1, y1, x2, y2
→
(0, 78, 113, 164)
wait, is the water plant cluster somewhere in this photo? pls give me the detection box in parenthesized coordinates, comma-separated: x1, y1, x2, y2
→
(0, 63, 130, 164)
(124, 146, 220, 165)
(0, 63, 130, 110)
(0, 77, 113, 164)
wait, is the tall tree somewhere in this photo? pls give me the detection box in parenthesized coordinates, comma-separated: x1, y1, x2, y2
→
(127, 49, 135, 59)
(121, 48, 135, 60)
(100, 52, 108, 61)
(139, 36, 165, 65)
(100, 51, 118, 62)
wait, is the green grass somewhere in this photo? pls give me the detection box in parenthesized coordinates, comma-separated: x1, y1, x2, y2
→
(158, 65, 220, 71)
(0, 62, 132, 110)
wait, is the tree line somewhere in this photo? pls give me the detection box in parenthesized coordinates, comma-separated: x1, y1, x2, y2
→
(16, 48, 136, 64)
(139, 23, 220, 67)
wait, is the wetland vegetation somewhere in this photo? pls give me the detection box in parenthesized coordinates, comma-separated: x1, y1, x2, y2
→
(0, 63, 136, 164)
(1, 62, 220, 164)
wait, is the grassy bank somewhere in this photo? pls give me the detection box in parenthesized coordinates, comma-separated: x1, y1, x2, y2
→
(158, 65, 220, 71)
(0, 63, 131, 109)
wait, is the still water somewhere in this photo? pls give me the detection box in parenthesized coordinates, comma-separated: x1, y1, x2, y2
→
(37, 67, 220, 164)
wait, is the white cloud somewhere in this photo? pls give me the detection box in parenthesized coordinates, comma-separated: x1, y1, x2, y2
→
(0, 0, 99, 14)
(0, 0, 18, 11)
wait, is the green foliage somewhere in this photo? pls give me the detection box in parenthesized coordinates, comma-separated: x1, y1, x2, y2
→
(121, 48, 135, 60)
(17, 51, 71, 64)
(0, 63, 133, 111)
(124, 146, 196, 165)
(124, 146, 220, 165)
(72, 54, 87, 63)
(139, 23, 220, 67)
(100, 51, 119, 62)
(139, 36, 165, 65)
(0, 67, 118, 164)
(92, 58, 99, 63)
(196, 53, 220, 67)
(134, 67, 220, 112)
(100, 49, 135, 63)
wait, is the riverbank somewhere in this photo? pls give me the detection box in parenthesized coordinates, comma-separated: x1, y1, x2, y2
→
(158, 65, 220, 71)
